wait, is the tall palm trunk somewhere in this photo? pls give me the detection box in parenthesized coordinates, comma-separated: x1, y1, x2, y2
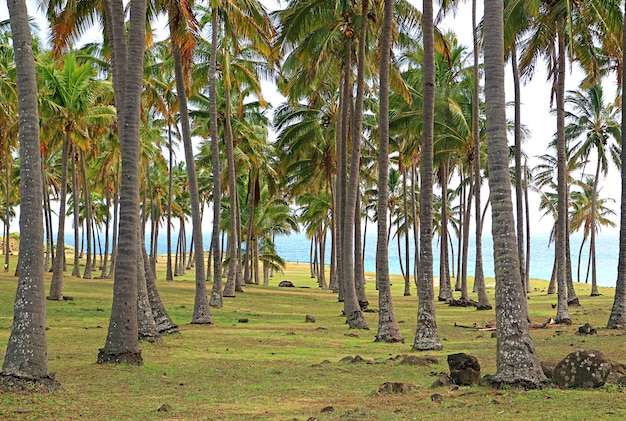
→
(412, 0, 441, 351)
(1, 0, 60, 389)
(375, 0, 402, 342)
(472, 0, 490, 311)
(208, 7, 223, 308)
(172, 42, 211, 323)
(166, 124, 174, 281)
(341, 9, 368, 329)
(483, 0, 547, 387)
(97, 0, 147, 365)
(554, 27, 571, 324)
(49, 132, 70, 299)
(511, 44, 527, 293)
(222, 74, 239, 298)
(100, 186, 111, 278)
(608, 1, 626, 328)
(589, 156, 601, 296)
(438, 162, 452, 301)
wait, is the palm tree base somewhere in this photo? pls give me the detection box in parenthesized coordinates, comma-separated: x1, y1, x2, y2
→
(0, 373, 62, 392)
(555, 317, 572, 325)
(139, 332, 162, 343)
(96, 349, 143, 365)
(374, 332, 403, 343)
(412, 340, 443, 351)
(479, 373, 551, 390)
(568, 298, 581, 306)
(346, 311, 369, 329)
(476, 304, 493, 311)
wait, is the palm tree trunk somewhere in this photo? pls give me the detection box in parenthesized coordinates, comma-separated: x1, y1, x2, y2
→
(401, 164, 411, 296)
(472, 0, 490, 311)
(97, 0, 146, 366)
(1, 0, 60, 388)
(511, 43, 527, 294)
(208, 7, 223, 308)
(590, 156, 601, 296)
(524, 161, 531, 291)
(50, 132, 70, 299)
(80, 150, 92, 279)
(375, 0, 402, 342)
(608, 0, 626, 327)
(71, 144, 81, 277)
(166, 123, 174, 281)
(438, 162, 451, 301)
(222, 66, 239, 299)
(554, 27, 571, 324)
(100, 187, 111, 278)
(483, 0, 547, 387)
(107, 163, 120, 278)
(341, 10, 368, 329)
(413, 0, 441, 351)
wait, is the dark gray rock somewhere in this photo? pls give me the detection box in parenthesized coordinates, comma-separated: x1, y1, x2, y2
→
(553, 349, 612, 388)
(447, 353, 481, 386)
(577, 323, 597, 335)
(278, 280, 295, 287)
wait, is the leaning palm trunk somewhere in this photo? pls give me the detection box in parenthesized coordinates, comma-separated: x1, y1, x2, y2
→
(482, 0, 547, 388)
(375, 0, 402, 342)
(171, 42, 211, 324)
(1, 0, 61, 390)
(413, 0, 442, 351)
(142, 247, 178, 334)
(608, 1, 626, 327)
(136, 235, 160, 343)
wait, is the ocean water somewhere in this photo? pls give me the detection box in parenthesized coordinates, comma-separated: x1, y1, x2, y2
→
(66, 229, 620, 287)
(272, 230, 620, 288)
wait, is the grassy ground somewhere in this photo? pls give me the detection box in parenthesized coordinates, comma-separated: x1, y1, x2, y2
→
(1, 257, 626, 420)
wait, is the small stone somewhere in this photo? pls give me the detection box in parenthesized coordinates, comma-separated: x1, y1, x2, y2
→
(305, 314, 316, 323)
(238, 318, 249, 323)
(320, 406, 334, 413)
(157, 404, 172, 412)
(430, 393, 444, 403)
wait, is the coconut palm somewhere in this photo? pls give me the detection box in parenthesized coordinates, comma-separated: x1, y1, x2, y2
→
(38, 52, 114, 298)
(565, 84, 620, 296)
(569, 178, 616, 288)
(608, 1, 626, 329)
(0, 0, 61, 390)
(482, 0, 548, 388)
(97, 0, 148, 366)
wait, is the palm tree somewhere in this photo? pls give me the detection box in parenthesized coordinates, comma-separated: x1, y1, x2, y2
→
(375, 0, 402, 342)
(482, 0, 547, 388)
(569, 178, 616, 288)
(97, 0, 147, 366)
(162, 0, 211, 324)
(607, 0, 626, 329)
(565, 84, 620, 296)
(0, 0, 61, 390)
(413, 0, 442, 351)
(39, 53, 114, 296)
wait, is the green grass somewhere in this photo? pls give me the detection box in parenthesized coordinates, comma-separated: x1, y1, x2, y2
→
(2, 257, 626, 420)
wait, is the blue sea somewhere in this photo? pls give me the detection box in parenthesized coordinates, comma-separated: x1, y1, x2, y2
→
(66, 229, 620, 288)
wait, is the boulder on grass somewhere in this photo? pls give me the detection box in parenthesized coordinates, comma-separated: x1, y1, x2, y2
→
(553, 349, 612, 388)
(447, 353, 481, 386)
(278, 280, 294, 287)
